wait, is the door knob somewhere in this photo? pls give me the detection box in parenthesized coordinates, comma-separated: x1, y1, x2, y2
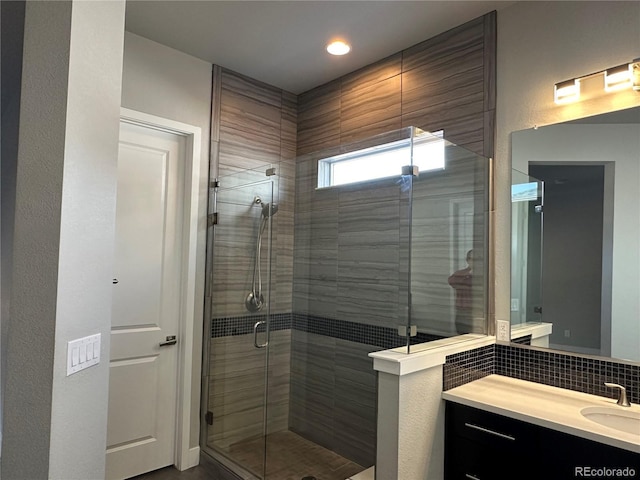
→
(112, 278, 119, 284)
(159, 335, 177, 347)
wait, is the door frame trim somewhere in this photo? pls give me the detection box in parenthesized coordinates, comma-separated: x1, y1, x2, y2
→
(119, 107, 203, 471)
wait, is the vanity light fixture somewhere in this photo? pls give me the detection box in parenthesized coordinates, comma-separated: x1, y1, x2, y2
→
(554, 79, 580, 104)
(632, 58, 640, 91)
(604, 63, 632, 92)
(554, 57, 640, 104)
(326, 40, 351, 56)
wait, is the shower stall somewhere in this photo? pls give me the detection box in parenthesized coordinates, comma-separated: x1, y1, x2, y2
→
(201, 128, 491, 480)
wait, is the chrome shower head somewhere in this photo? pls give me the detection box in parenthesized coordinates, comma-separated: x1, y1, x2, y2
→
(261, 203, 279, 217)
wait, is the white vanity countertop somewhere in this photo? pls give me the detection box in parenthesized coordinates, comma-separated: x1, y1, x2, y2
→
(442, 374, 640, 453)
(510, 321, 552, 339)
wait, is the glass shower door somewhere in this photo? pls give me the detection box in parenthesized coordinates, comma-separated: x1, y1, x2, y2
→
(202, 165, 277, 479)
(511, 168, 544, 326)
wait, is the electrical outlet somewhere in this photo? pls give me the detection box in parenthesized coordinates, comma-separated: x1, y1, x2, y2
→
(511, 298, 520, 311)
(497, 320, 510, 342)
(564, 329, 571, 338)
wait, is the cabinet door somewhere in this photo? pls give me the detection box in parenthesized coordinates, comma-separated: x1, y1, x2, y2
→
(540, 428, 640, 478)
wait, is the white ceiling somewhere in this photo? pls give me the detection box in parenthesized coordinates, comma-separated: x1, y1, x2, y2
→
(125, 0, 514, 94)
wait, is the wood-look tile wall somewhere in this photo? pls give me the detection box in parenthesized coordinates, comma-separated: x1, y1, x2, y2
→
(208, 330, 291, 450)
(290, 12, 496, 460)
(410, 149, 489, 336)
(289, 330, 379, 467)
(297, 12, 496, 157)
(208, 67, 296, 450)
(211, 67, 296, 318)
(294, 13, 495, 330)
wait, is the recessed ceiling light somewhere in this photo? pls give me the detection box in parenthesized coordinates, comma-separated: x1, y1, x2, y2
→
(326, 40, 351, 56)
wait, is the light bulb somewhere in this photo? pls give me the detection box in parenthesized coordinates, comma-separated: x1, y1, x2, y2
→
(326, 41, 351, 56)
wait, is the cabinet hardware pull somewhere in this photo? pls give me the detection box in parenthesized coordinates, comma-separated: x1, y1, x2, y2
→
(465, 475, 481, 480)
(464, 422, 515, 441)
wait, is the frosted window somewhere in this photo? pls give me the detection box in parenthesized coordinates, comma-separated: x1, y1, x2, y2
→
(318, 131, 444, 188)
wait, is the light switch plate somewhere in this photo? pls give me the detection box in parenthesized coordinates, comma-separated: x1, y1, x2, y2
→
(67, 333, 101, 376)
(510, 298, 520, 311)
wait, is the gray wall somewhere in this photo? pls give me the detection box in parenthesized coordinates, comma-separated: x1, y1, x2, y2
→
(0, 0, 26, 452)
(2, 2, 125, 478)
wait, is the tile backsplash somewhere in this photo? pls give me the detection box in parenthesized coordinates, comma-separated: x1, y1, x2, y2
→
(495, 343, 640, 405)
(443, 344, 495, 391)
(444, 343, 640, 405)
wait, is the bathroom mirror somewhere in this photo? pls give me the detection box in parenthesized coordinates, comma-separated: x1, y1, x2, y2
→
(510, 105, 640, 364)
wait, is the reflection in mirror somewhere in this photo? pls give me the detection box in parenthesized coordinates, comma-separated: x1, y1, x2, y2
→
(510, 106, 640, 363)
(510, 170, 543, 327)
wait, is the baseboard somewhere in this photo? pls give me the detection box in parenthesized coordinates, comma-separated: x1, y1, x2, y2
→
(177, 446, 200, 471)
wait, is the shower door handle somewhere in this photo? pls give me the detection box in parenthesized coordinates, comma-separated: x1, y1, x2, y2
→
(253, 321, 268, 348)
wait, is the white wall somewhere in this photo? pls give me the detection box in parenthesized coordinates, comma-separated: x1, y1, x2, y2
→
(376, 367, 445, 480)
(121, 31, 212, 449)
(513, 125, 640, 361)
(2, 2, 125, 478)
(495, 1, 640, 328)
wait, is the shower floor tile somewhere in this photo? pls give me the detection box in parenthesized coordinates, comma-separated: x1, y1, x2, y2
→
(229, 430, 366, 480)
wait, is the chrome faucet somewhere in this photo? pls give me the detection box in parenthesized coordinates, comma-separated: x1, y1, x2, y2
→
(604, 383, 631, 407)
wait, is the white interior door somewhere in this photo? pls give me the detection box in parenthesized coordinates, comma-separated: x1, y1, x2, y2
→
(106, 121, 186, 480)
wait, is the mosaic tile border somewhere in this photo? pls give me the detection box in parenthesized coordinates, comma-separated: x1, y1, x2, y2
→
(212, 312, 443, 349)
(211, 313, 292, 337)
(496, 344, 640, 405)
(292, 313, 443, 349)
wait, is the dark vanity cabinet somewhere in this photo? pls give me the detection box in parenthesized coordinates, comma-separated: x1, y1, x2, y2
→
(445, 402, 640, 480)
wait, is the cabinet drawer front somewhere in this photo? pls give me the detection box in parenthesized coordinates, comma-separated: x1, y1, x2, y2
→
(447, 402, 539, 452)
(446, 436, 539, 480)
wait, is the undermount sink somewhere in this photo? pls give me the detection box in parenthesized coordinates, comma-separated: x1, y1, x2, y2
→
(580, 406, 640, 435)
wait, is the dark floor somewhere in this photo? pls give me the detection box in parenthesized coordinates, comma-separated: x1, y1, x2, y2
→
(130, 431, 365, 480)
